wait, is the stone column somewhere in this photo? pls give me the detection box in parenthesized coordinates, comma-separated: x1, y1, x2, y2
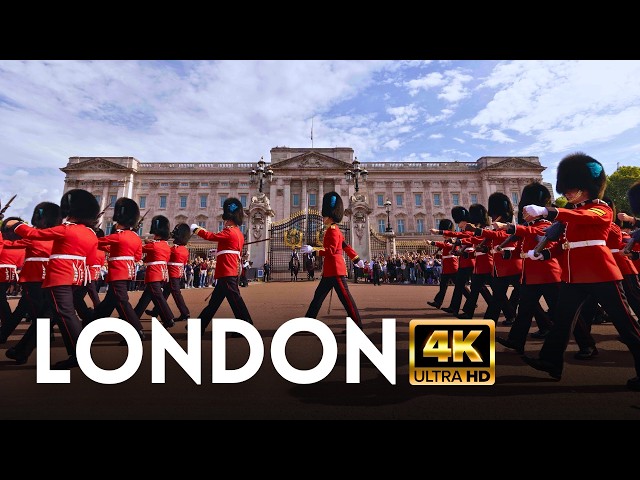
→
(283, 178, 291, 218)
(247, 192, 275, 272)
(301, 178, 308, 212)
(318, 180, 324, 205)
(384, 231, 397, 256)
(345, 192, 373, 263)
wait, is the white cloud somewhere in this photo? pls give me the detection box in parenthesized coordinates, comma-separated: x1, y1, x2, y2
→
(384, 139, 401, 150)
(429, 133, 444, 139)
(453, 137, 465, 143)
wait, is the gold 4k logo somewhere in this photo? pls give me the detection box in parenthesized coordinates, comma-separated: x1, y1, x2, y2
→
(409, 319, 495, 385)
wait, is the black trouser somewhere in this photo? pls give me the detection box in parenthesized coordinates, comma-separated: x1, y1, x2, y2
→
(0, 283, 12, 327)
(147, 277, 190, 319)
(87, 281, 100, 308)
(461, 272, 494, 316)
(305, 275, 362, 328)
(134, 281, 175, 325)
(446, 267, 472, 313)
(623, 273, 640, 319)
(198, 276, 253, 333)
(1, 282, 48, 339)
(73, 285, 95, 326)
(432, 272, 456, 307)
(508, 282, 560, 349)
(485, 274, 520, 321)
(93, 280, 143, 331)
(47, 285, 84, 356)
(539, 281, 640, 376)
(372, 271, 381, 285)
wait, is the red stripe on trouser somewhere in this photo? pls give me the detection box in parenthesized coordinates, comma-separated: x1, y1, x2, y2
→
(50, 289, 75, 348)
(335, 277, 361, 327)
(614, 282, 640, 337)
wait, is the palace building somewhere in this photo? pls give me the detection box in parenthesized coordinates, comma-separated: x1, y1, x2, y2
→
(60, 147, 547, 276)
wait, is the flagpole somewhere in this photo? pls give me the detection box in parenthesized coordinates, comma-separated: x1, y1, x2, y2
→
(311, 116, 314, 148)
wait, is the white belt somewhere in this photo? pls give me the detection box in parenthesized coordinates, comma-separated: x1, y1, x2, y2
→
(610, 249, 620, 253)
(0, 264, 17, 269)
(24, 257, 49, 262)
(50, 254, 86, 261)
(167, 262, 184, 266)
(109, 256, 135, 261)
(217, 250, 241, 257)
(502, 247, 515, 251)
(442, 255, 455, 259)
(90, 264, 101, 268)
(562, 240, 607, 250)
(475, 252, 487, 256)
(145, 261, 167, 266)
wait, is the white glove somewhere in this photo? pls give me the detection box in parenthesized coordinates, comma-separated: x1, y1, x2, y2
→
(300, 245, 313, 254)
(523, 205, 548, 218)
(191, 223, 201, 233)
(355, 259, 365, 268)
(527, 249, 543, 260)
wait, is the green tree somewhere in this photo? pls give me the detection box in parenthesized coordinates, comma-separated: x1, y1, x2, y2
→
(553, 196, 568, 208)
(604, 166, 640, 214)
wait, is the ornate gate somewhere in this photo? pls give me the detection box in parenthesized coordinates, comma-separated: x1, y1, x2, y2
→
(369, 228, 387, 259)
(269, 209, 351, 281)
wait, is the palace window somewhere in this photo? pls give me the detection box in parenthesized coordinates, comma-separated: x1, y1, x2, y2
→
(139, 196, 146, 209)
(470, 193, 478, 204)
(416, 218, 424, 233)
(377, 194, 384, 207)
(110, 195, 117, 207)
(200, 195, 208, 208)
(94, 195, 101, 205)
(511, 192, 519, 204)
(105, 221, 113, 235)
(378, 219, 386, 233)
(219, 195, 226, 208)
(292, 194, 300, 207)
(452, 193, 460, 206)
(160, 182, 169, 187)
(309, 193, 317, 207)
(198, 220, 206, 228)
(240, 195, 247, 208)
(159, 195, 167, 209)
(415, 194, 422, 207)
(217, 221, 224, 231)
(397, 219, 405, 233)
(201, 182, 209, 187)
(433, 193, 441, 207)
(240, 223, 247, 234)
(180, 182, 189, 187)
(180, 196, 187, 209)
(396, 194, 403, 207)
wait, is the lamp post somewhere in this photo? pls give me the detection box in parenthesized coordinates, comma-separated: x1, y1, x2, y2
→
(384, 199, 393, 232)
(344, 156, 368, 193)
(249, 156, 274, 193)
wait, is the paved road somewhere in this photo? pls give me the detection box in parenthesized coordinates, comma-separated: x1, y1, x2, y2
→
(2, 280, 640, 420)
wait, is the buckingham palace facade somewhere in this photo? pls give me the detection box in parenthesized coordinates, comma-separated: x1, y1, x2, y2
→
(60, 147, 547, 240)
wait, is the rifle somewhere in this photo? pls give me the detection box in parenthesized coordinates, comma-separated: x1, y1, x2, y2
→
(96, 201, 113, 220)
(623, 229, 640, 255)
(533, 222, 566, 256)
(495, 233, 520, 252)
(136, 210, 151, 231)
(0, 194, 17, 218)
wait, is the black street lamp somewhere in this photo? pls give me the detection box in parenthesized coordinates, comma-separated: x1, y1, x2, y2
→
(344, 156, 368, 193)
(384, 199, 393, 232)
(250, 156, 274, 193)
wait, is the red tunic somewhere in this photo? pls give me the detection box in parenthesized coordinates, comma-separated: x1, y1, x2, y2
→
(15, 222, 97, 287)
(434, 241, 458, 275)
(612, 227, 638, 276)
(480, 228, 523, 277)
(551, 201, 622, 283)
(88, 248, 106, 282)
(168, 244, 190, 279)
(443, 230, 475, 269)
(196, 225, 244, 278)
(514, 219, 563, 285)
(317, 224, 349, 277)
(462, 235, 494, 275)
(3, 238, 52, 283)
(142, 240, 171, 283)
(99, 230, 143, 282)
(0, 246, 25, 283)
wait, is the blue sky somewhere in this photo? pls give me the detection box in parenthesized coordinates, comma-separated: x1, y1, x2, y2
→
(1, 60, 639, 220)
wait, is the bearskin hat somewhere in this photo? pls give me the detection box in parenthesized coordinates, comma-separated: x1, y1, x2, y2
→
(321, 191, 344, 223)
(112, 197, 140, 229)
(628, 181, 640, 216)
(451, 206, 469, 224)
(60, 189, 100, 227)
(31, 202, 62, 229)
(519, 182, 551, 209)
(94, 227, 105, 238)
(488, 192, 513, 222)
(556, 152, 607, 199)
(171, 223, 192, 246)
(1, 216, 24, 241)
(438, 218, 453, 231)
(222, 197, 244, 225)
(149, 215, 170, 240)
(469, 203, 490, 227)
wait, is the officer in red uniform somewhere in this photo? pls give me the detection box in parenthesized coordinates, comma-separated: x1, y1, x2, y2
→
(133, 215, 175, 329)
(5, 189, 99, 369)
(494, 182, 561, 354)
(0, 218, 26, 330)
(0, 203, 60, 345)
(145, 223, 192, 322)
(623, 182, 640, 269)
(93, 197, 145, 338)
(191, 197, 253, 336)
(521, 153, 640, 391)
(302, 191, 365, 330)
(438, 206, 474, 315)
(477, 192, 522, 324)
(427, 219, 458, 309)
(87, 228, 106, 309)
